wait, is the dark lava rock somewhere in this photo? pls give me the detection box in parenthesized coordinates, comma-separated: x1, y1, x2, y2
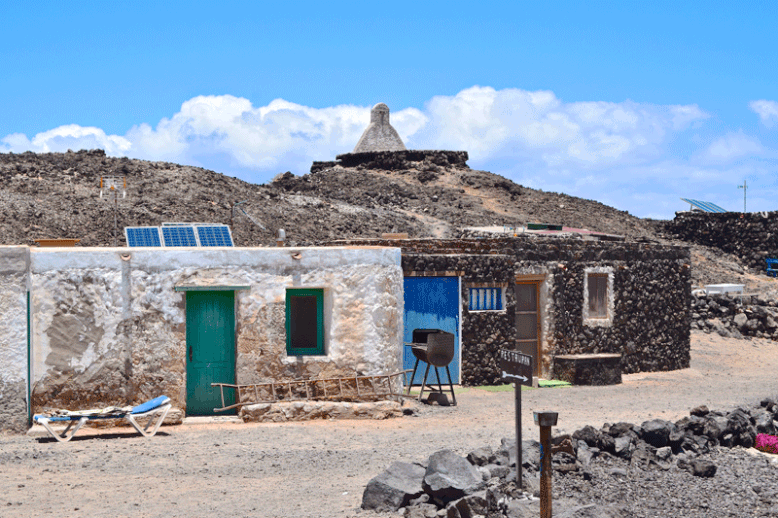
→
(361, 461, 426, 512)
(422, 450, 484, 505)
(640, 419, 673, 448)
(466, 446, 494, 467)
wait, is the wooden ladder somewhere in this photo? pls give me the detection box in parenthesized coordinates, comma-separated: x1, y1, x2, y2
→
(210, 370, 411, 413)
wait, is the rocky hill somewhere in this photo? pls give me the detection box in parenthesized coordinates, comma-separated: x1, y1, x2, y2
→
(0, 148, 772, 291)
(0, 149, 657, 245)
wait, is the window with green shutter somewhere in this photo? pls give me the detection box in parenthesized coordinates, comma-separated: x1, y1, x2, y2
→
(286, 288, 325, 356)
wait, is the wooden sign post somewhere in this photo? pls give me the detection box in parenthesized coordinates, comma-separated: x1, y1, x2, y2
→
(499, 349, 533, 488)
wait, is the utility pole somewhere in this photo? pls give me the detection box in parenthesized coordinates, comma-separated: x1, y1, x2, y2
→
(738, 180, 747, 213)
(100, 177, 126, 246)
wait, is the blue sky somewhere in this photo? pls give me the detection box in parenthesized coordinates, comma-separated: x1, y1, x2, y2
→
(2, 1, 777, 219)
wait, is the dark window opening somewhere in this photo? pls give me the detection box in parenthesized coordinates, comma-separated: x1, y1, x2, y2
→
(286, 289, 324, 355)
(587, 274, 608, 319)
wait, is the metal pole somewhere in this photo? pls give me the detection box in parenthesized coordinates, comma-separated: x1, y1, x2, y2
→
(515, 383, 522, 489)
(739, 180, 747, 213)
(113, 194, 118, 247)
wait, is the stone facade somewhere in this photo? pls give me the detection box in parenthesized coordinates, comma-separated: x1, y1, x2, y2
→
(353, 103, 406, 153)
(0, 246, 404, 431)
(331, 237, 691, 384)
(664, 211, 778, 270)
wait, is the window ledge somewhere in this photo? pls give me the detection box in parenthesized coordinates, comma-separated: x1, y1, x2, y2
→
(282, 355, 330, 364)
(583, 317, 613, 328)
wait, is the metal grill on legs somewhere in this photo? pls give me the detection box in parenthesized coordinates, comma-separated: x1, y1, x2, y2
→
(404, 329, 457, 406)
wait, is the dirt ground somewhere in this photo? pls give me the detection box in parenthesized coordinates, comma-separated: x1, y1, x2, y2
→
(2, 330, 778, 518)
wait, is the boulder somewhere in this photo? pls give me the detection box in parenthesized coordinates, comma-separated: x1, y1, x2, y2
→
(446, 492, 488, 518)
(734, 313, 748, 328)
(613, 436, 634, 460)
(496, 438, 541, 469)
(572, 425, 615, 453)
(361, 461, 426, 512)
(640, 419, 673, 448)
(754, 410, 776, 435)
(422, 450, 485, 505)
(466, 447, 494, 467)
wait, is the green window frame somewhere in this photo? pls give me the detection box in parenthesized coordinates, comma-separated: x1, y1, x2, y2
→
(285, 288, 325, 356)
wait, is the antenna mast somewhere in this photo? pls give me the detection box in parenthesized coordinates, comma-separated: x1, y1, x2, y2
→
(100, 177, 127, 246)
(738, 179, 747, 213)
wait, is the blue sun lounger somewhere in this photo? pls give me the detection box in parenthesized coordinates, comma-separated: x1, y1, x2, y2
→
(33, 396, 172, 443)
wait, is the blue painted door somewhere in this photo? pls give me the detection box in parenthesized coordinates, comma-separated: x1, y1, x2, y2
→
(186, 291, 236, 415)
(403, 277, 460, 384)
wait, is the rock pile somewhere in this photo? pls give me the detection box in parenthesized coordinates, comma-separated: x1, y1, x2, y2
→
(362, 398, 778, 517)
(691, 293, 778, 340)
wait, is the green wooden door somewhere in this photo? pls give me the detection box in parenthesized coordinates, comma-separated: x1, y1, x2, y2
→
(186, 291, 236, 415)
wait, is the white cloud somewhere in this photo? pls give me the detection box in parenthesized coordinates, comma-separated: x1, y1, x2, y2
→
(407, 86, 709, 169)
(4, 86, 776, 219)
(1, 125, 131, 155)
(749, 99, 778, 126)
(693, 131, 763, 164)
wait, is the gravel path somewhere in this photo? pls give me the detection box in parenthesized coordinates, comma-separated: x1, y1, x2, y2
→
(2, 330, 778, 517)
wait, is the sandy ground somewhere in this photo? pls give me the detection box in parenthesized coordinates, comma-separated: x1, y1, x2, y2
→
(2, 330, 778, 518)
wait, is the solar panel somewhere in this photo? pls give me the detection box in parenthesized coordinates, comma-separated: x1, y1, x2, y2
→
(162, 226, 198, 247)
(196, 225, 233, 247)
(681, 198, 727, 213)
(125, 227, 162, 247)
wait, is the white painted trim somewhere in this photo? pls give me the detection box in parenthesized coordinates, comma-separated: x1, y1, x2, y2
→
(457, 275, 462, 384)
(583, 267, 614, 327)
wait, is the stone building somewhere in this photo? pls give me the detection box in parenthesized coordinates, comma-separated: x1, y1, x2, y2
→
(0, 245, 403, 432)
(332, 236, 691, 386)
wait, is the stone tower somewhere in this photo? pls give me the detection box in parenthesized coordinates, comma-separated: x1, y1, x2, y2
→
(353, 103, 406, 153)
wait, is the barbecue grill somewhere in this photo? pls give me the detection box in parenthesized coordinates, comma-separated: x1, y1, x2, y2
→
(404, 328, 457, 406)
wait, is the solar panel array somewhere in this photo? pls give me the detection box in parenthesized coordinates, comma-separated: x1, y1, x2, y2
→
(680, 198, 727, 213)
(162, 226, 198, 247)
(125, 227, 162, 247)
(125, 224, 233, 247)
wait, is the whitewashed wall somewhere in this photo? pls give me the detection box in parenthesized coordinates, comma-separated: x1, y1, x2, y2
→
(0, 247, 30, 432)
(28, 246, 403, 413)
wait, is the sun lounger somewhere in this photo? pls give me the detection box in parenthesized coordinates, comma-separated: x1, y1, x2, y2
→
(33, 396, 171, 442)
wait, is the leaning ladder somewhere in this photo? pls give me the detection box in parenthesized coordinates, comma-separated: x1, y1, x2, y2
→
(210, 370, 411, 413)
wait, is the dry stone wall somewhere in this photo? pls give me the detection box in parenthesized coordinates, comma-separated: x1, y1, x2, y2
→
(691, 293, 778, 340)
(311, 150, 470, 173)
(664, 211, 778, 270)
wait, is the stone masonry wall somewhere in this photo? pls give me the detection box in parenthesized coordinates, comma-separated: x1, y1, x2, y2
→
(0, 247, 30, 433)
(664, 211, 778, 270)
(331, 237, 691, 380)
(691, 293, 778, 340)
(311, 150, 470, 173)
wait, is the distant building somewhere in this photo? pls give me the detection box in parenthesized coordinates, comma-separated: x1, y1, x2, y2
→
(353, 103, 406, 153)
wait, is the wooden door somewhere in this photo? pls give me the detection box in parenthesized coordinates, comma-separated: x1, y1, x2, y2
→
(403, 276, 460, 384)
(514, 282, 540, 376)
(186, 291, 236, 415)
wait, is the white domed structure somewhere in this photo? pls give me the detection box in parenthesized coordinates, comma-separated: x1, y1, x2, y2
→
(352, 103, 406, 153)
